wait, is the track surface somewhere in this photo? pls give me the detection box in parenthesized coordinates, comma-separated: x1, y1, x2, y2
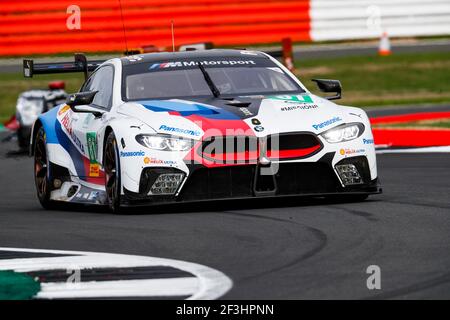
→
(1, 136, 450, 299)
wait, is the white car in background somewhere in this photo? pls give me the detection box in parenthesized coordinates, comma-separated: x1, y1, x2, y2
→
(14, 81, 67, 148)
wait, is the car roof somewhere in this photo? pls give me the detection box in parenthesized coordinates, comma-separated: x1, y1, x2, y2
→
(119, 49, 269, 65)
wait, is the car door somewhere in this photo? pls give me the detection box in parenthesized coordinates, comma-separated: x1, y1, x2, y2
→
(72, 65, 115, 179)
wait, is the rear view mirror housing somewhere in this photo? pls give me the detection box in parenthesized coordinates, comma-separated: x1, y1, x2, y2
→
(312, 79, 342, 100)
(66, 91, 97, 107)
(66, 91, 103, 117)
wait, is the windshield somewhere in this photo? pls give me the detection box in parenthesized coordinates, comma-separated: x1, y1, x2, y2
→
(122, 57, 304, 101)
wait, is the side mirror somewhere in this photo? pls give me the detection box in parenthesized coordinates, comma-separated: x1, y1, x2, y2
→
(66, 91, 103, 117)
(66, 91, 97, 107)
(312, 79, 342, 100)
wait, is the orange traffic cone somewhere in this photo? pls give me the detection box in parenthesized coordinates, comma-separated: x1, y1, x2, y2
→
(378, 31, 391, 56)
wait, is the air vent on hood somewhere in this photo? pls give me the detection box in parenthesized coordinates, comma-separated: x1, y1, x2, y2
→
(225, 101, 251, 108)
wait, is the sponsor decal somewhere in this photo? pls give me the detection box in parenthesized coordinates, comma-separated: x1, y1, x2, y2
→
(312, 116, 342, 130)
(363, 138, 374, 144)
(340, 148, 366, 156)
(120, 151, 145, 157)
(149, 60, 256, 70)
(58, 105, 70, 116)
(281, 104, 319, 112)
(270, 95, 313, 104)
(251, 118, 261, 125)
(239, 107, 253, 116)
(254, 125, 264, 132)
(72, 188, 104, 202)
(60, 113, 84, 153)
(89, 163, 100, 177)
(159, 125, 201, 136)
(86, 132, 98, 164)
(144, 157, 176, 165)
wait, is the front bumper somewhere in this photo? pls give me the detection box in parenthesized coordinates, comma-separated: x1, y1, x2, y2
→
(121, 152, 382, 207)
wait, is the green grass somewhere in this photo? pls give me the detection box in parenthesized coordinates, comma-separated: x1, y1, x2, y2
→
(294, 51, 450, 108)
(0, 270, 40, 300)
(1, 51, 450, 123)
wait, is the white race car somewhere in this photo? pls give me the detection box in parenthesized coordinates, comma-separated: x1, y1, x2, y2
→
(14, 81, 67, 148)
(25, 50, 381, 212)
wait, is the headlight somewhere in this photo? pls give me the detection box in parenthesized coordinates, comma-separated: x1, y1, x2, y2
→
(136, 134, 195, 151)
(321, 123, 364, 143)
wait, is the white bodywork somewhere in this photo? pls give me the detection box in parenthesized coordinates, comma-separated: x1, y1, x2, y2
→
(33, 51, 378, 205)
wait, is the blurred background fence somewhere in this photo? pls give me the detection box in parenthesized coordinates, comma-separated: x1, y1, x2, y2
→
(0, 0, 449, 56)
(310, 0, 450, 41)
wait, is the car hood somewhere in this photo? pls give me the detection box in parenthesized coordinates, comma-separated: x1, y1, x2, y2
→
(117, 93, 362, 139)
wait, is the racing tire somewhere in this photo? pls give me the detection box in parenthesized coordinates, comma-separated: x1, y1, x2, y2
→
(104, 131, 123, 214)
(34, 127, 54, 209)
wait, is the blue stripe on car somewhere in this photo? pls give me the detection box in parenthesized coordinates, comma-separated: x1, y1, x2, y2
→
(140, 100, 239, 120)
(37, 107, 59, 143)
(54, 121, 87, 178)
(38, 107, 86, 178)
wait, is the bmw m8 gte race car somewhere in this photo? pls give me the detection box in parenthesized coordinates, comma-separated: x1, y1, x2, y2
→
(24, 50, 381, 212)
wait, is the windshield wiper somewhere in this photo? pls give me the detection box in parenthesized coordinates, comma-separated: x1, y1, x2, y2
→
(197, 62, 220, 98)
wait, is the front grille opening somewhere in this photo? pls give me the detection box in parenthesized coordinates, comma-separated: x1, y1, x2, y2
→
(179, 166, 256, 201)
(179, 162, 341, 201)
(198, 133, 323, 164)
(267, 133, 322, 160)
(200, 136, 259, 164)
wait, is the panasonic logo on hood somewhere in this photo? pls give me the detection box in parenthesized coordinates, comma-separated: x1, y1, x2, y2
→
(312, 116, 342, 130)
(159, 125, 201, 136)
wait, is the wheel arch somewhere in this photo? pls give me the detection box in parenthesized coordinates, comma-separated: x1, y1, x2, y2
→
(29, 119, 43, 156)
(101, 125, 122, 166)
(103, 126, 114, 156)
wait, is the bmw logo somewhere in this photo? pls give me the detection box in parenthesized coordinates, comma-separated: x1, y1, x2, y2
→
(254, 125, 264, 132)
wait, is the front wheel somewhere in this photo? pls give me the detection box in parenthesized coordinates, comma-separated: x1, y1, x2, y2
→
(104, 131, 123, 213)
(34, 127, 54, 209)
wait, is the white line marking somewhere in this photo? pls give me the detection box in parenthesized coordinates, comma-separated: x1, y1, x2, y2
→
(37, 278, 199, 299)
(0, 247, 232, 300)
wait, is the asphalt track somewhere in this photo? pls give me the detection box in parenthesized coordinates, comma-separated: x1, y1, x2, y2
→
(1, 131, 450, 299)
